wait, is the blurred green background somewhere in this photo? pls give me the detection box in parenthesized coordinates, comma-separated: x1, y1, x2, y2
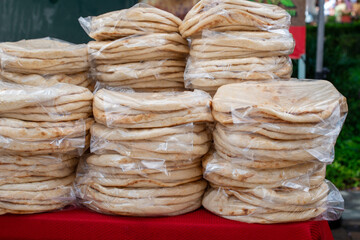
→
(1, 0, 359, 190)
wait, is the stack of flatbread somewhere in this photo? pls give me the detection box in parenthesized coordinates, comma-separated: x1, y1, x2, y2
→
(0, 82, 94, 214)
(0, 38, 92, 90)
(80, 4, 189, 92)
(202, 80, 348, 223)
(76, 89, 213, 216)
(180, 0, 294, 95)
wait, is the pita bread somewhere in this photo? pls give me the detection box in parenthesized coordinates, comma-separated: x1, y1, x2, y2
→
(91, 123, 211, 143)
(180, 0, 290, 37)
(203, 150, 306, 170)
(205, 168, 326, 189)
(202, 187, 326, 223)
(0, 118, 93, 141)
(85, 5, 182, 40)
(0, 82, 93, 113)
(212, 80, 348, 123)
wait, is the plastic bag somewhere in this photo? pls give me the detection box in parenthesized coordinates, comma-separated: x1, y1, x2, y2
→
(0, 82, 93, 156)
(185, 56, 293, 94)
(180, 0, 291, 38)
(211, 80, 347, 164)
(87, 34, 189, 91)
(0, 38, 89, 75)
(75, 152, 207, 216)
(93, 88, 213, 128)
(90, 122, 211, 161)
(202, 180, 344, 223)
(79, 3, 183, 41)
(0, 38, 92, 90)
(0, 154, 77, 215)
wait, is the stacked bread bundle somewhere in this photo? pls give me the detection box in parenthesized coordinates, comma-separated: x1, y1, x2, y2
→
(80, 4, 189, 92)
(180, 0, 294, 95)
(203, 80, 347, 223)
(76, 89, 213, 216)
(0, 38, 92, 89)
(0, 83, 93, 214)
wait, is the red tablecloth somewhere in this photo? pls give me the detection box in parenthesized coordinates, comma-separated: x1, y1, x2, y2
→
(0, 208, 333, 240)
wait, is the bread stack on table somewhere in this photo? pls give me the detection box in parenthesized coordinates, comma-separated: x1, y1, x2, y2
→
(202, 80, 347, 223)
(180, 0, 294, 95)
(76, 89, 213, 216)
(80, 4, 189, 92)
(0, 82, 93, 214)
(0, 38, 92, 89)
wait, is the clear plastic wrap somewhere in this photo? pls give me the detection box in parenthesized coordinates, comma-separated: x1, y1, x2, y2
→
(75, 154, 207, 216)
(87, 33, 189, 91)
(79, 3, 183, 41)
(0, 71, 93, 90)
(212, 80, 347, 164)
(93, 89, 213, 128)
(0, 38, 89, 75)
(91, 123, 211, 161)
(0, 154, 77, 215)
(0, 82, 93, 156)
(190, 30, 295, 60)
(202, 180, 344, 223)
(184, 56, 293, 94)
(179, 0, 291, 38)
(203, 150, 326, 191)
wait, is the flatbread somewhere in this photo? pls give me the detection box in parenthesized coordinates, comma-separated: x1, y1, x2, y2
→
(180, 0, 290, 37)
(212, 80, 348, 123)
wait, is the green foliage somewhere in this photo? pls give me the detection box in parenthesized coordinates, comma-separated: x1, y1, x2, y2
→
(280, 0, 295, 7)
(293, 22, 360, 190)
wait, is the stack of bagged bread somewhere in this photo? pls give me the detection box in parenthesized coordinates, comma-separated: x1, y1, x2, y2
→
(203, 80, 347, 223)
(0, 82, 93, 214)
(180, 0, 295, 95)
(0, 38, 92, 89)
(79, 4, 189, 92)
(76, 89, 214, 216)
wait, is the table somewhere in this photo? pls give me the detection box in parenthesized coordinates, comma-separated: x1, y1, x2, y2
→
(0, 208, 334, 240)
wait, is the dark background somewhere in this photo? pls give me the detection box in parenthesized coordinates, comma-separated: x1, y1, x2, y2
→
(0, 0, 138, 44)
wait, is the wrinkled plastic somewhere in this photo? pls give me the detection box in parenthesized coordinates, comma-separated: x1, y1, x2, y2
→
(0, 82, 93, 156)
(0, 154, 77, 215)
(185, 56, 293, 94)
(191, 30, 295, 59)
(0, 38, 92, 90)
(179, 0, 291, 38)
(79, 3, 183, 41)
(0, 38, 89, 75)
(211, 80, 348, 164)
(202, 180, 344, 223)
(75, 151, 208, 215)
(87, 33, 189, 91)
(93, 88, 213, 128)
(90, 123, 212, 161)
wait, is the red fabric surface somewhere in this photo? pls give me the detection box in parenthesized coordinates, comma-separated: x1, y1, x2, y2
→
(289, 26, 306, 59)
(0, 208, 333, 240)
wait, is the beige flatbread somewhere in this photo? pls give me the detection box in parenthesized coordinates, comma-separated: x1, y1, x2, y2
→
(86, 5, 182, 40)
(180, 0, 290, 37)
(205, 168, 326, 189)
(76, 175, 202, 188)
(91, 123, 206, 141)
(203, 150, 306, 170)
(0, 174, 75, 191)
(0, 82, 93, 113)
(191, 30, 294, 55)
(0, 118, 93, 141)
(213, 80, 348, 123)
(0, 71, 90, 87)
(202, 187, 326, 223)
(203, 152, 325, 184)
(91, 123, 210, 143)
